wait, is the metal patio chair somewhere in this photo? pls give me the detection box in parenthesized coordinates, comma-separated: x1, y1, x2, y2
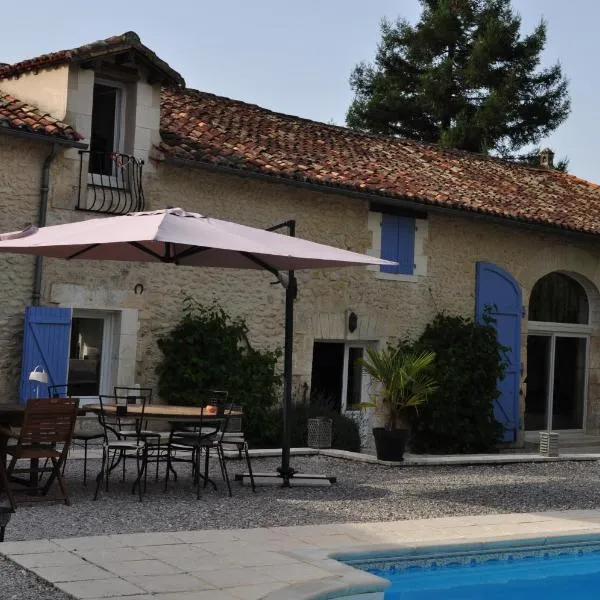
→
(220, 411, 256, 493)
(93, 394, 148, 502)
(114, 387, 167, 482)
(163, 390, 228, 499)
(48, 384, 104, 485)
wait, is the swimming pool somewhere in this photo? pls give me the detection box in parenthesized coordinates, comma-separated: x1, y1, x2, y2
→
(339, 537, 600, 599)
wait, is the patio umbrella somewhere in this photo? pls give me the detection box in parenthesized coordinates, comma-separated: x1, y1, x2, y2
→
(0, 208, 393, 486)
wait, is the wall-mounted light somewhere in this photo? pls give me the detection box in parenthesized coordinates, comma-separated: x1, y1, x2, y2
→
(348, 311, 358, 333)
(134, 283, 144, 295)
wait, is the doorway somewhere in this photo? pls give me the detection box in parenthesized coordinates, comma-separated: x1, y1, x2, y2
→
(67, 311, 115, 399)
(525, 272, 590, 431)
(525, 334, 587, 430)
(310, 341, 372, 412)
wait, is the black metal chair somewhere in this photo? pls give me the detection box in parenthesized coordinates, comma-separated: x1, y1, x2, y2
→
(93, 394, 148, 502)
(163, 390, 229, 499)
(48, 384, 104, 485)
(113, 387, 165, 482)
(220, 410, 256, 493)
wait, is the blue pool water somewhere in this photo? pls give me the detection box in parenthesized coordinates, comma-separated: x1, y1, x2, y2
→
(352, 541, 600, 599)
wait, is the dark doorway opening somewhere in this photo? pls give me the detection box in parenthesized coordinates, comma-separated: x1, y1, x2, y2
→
(310, 342, 344, 411)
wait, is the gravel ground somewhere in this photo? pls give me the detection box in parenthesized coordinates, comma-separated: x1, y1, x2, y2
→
(3, 455, 600, 599)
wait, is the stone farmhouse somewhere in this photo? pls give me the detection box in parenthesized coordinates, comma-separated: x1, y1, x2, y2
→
(1, 32, 600, 446)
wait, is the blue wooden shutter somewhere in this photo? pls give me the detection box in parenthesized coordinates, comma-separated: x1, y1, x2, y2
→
(380, 214, 415, 275)
(20, 306, 72, 402)
(475, 262, 522, 442)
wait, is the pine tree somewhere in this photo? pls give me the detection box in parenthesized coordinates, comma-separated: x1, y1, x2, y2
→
(347, 0, 570, 158)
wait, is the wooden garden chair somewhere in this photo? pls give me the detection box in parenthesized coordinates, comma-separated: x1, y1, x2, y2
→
(1, 397, 79, 506)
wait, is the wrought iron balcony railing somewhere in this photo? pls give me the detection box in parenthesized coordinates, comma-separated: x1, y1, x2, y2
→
(77, 151, 146, 215)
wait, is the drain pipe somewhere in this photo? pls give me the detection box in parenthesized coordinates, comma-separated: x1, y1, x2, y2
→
(32, 142, 59, 306)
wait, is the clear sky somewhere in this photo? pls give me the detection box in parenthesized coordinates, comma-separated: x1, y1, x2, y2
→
(2, 1, 597, 180)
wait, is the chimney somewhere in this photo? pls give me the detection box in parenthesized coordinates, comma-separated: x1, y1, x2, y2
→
(539, 148, 555, 169)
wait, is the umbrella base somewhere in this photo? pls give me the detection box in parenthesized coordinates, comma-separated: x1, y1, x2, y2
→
(235, 472, 337, 487)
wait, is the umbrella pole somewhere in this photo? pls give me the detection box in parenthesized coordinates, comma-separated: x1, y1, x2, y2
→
(236, 219, 336, 488)
(278, 270, 296, 486)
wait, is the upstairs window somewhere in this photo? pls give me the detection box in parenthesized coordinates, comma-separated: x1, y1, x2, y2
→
(380, 213, 415, 275)
(89, 80, 125, 177)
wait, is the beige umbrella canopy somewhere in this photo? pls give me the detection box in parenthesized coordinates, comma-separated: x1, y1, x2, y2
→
(0, 208, 394, 485)
(0, 208, 389, 270)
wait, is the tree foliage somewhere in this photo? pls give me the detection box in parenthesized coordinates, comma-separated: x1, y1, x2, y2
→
(406, 313, 506, 453)
(156, 298, 282, 447)
(347, 0, 570, 159)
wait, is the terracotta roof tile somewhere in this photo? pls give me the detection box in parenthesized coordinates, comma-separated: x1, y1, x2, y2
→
(0, 92, 82, 142)
(160, 88, 600, 236)
(0, 32, 184, 87)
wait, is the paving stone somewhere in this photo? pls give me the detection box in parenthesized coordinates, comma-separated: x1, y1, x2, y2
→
(194, 565, 280, 588)
(0, 540, 62, 555)
(101, 558, 181, 577)
(10, 551, 88, 569)
(261, 562, 335, 583)
(152, 591, 237, 600)
(54, 536, 126, 551)
(55, 577, 145, 599)
(126, 573, 214, 593)
(32, 564, 113, 583)
(227, 581, 290, 599)
(108, 532, 182, 547)
(75, 547, 151, 565)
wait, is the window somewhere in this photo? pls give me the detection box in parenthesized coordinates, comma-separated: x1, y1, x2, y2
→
(529, 272, 589, 324)
(89, 81, 125, 176)
(380, 213, 415, 275)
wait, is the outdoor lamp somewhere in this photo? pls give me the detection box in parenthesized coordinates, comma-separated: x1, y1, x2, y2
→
(28, 365, 48, 398)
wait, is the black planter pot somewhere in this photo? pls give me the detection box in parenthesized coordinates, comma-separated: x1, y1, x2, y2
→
(372, 427, 410, 461)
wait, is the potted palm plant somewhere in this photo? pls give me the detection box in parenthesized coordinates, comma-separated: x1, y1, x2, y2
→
(358, 345, 437, 461)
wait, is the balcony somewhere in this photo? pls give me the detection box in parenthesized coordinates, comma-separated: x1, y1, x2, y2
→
(77, 151, 145, 215)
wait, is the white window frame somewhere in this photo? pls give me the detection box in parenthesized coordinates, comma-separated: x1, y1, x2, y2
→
(366, 211, 428, 282)
(88, 78, 127, 188)
(525, 321, 590, 437)
(340, 342, 375, 413)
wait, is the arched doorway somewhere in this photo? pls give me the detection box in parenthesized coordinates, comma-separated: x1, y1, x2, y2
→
(525, 272, 590, 431)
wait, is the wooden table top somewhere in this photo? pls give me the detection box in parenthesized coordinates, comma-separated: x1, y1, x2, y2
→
(85, 404, 241, 418)
(0, 403, 241, 421)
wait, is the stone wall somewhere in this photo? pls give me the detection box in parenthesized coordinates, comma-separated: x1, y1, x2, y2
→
(0, 137, 46, 401)
(4, 142, 600, 439)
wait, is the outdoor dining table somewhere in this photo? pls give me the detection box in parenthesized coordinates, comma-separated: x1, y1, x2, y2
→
(84, 403, 242, 491)
(84, 403, 242, 422)
(84, 404, 243, 424)
(0, 403, 242, 501)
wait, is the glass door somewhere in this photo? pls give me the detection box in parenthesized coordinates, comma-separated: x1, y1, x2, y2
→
(67, 312, 115, 403)
(525, 334, 587, 431)
(525, 335, 552, 430)
(552, 337, 587, 430)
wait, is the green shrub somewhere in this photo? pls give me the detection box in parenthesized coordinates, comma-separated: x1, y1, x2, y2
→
(407, 313, 506, 454)
(156, 298, 282, 447)
(282, 401, 361, 452)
